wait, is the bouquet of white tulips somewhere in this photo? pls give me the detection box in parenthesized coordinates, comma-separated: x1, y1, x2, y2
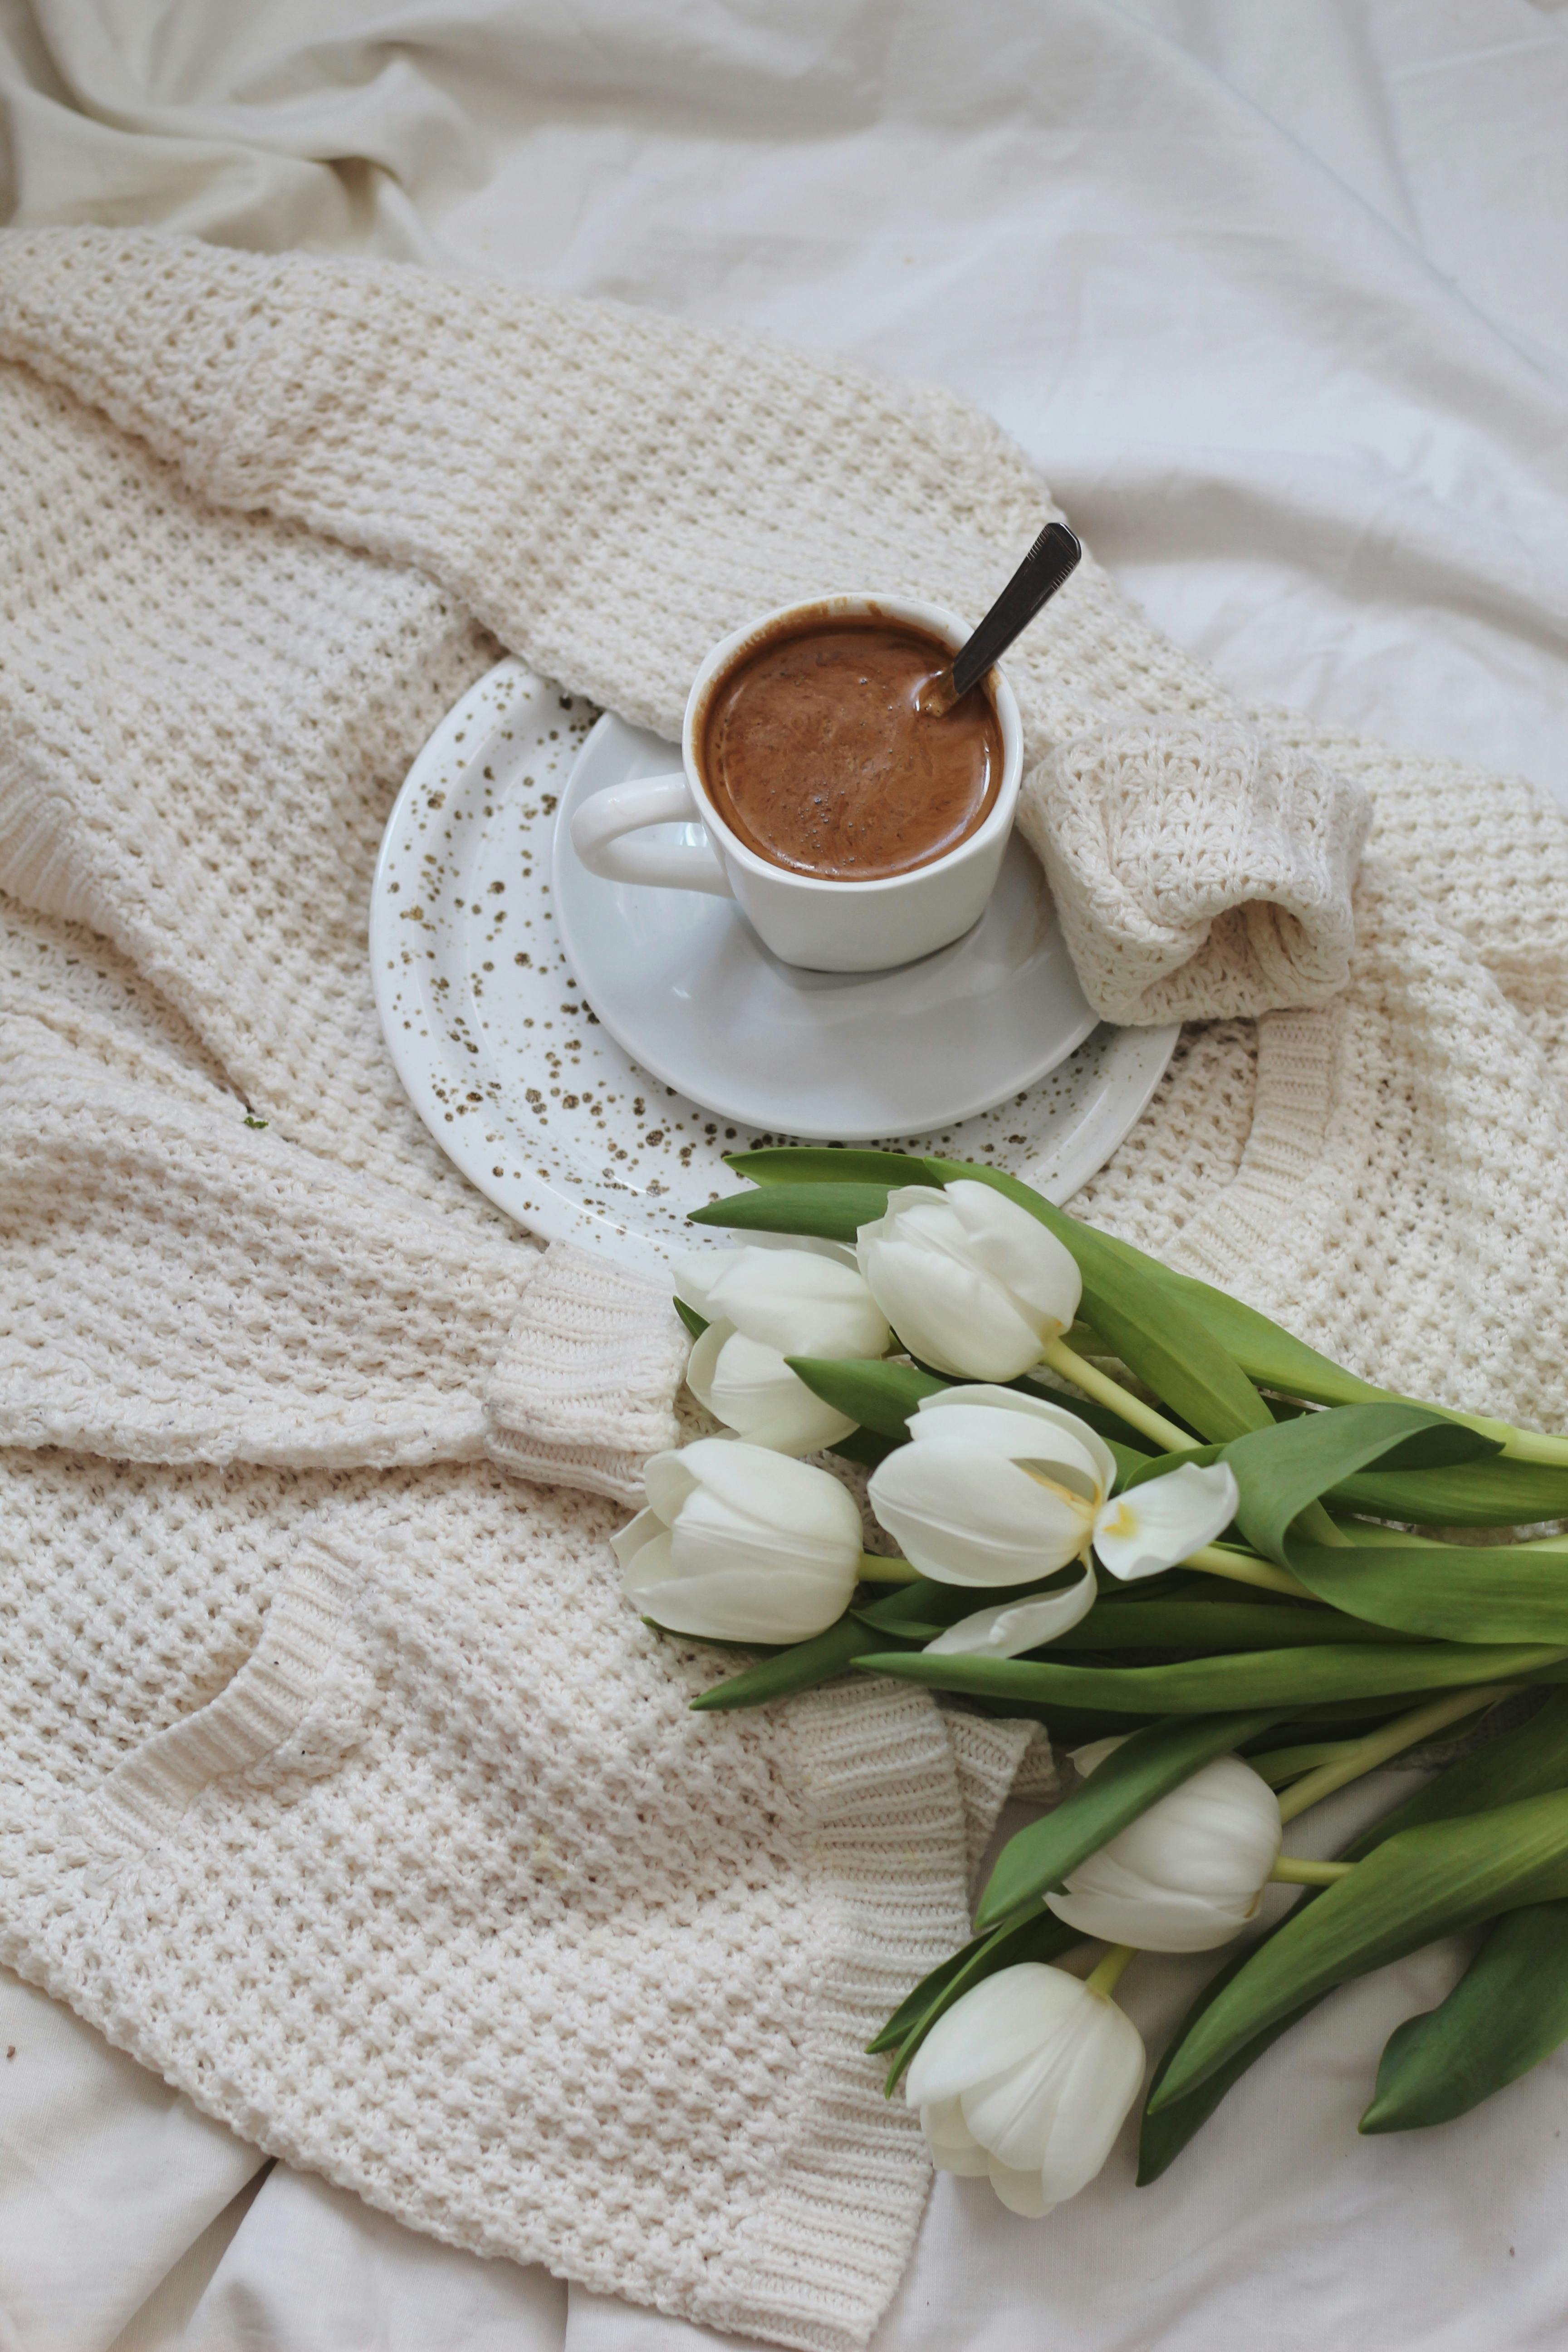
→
(617, 1144, 1568, 2220)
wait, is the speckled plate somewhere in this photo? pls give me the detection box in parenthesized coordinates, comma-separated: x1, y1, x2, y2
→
(370, 659, 1178, 1272)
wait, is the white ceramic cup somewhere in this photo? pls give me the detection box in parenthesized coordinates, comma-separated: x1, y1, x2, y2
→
(568, 593, 1023, 973)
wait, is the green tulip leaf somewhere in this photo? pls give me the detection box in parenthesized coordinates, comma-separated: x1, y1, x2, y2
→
(993, 1193, 1387, 1411)
(973, 1710, 1287, 1931)
(869, 1909, 1043, 2055)
(1149, 1786, 1568, 2112)
(1117, 1441, 1224, 1492)
(828, 1427, 899, 1468)
(1331, 1456, 1568, 1529)
(724, 1147, 941, 1189)
(672, 1298, 709, 1342)
(1120, 1407, 1497, 1564)
(1220, 1405, 1498, 1568)
(1050, 1602, 1417, 1653)
(1140, 1691, 1568, 2175)
(853, 1639, 1568, 1716)
(688, 1182, 894, 1245)
(1360, 1899, 1568, 2133)
(690, 1611, 897, 1711)
(1286, 1542, 1568, 1646)
(786, 1356, 949, 1438)
(1048, 1223, 1561, 1496)
(1130, 1260, 1389, 1410)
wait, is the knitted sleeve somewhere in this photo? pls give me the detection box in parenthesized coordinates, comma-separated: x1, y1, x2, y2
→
(0, 1016, 685, 1496)
(0, 228, 1371, 1028)
(1258, 710, 1568, 1079)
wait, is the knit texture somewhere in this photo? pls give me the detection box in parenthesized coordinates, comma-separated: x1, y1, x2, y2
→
(2, 229, 1568, 2349)
(0, 230, 1371, 1030)
(1038, 717, 1370, 1023)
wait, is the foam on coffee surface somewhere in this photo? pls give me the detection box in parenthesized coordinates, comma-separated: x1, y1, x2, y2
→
(700, 614, 1001, 880)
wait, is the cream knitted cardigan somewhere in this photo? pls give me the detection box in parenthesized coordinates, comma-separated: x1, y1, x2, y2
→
(3, 231, 1568, 2351)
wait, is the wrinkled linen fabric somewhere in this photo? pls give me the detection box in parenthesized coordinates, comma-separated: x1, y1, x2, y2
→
(5, 6, 1568, 2352)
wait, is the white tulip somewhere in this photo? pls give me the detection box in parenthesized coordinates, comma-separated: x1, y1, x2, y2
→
(612, 1438, 864, 1644)
(671, 1243, 890, 1355)
(672, 1245, 891, 1455)
(684, 1323, 858, 1455)
(906, 1962, 1145, 2217)
(1045, 1740, 1283, 1952)
(855, 1181, 1082, 1381)
(867, 1386, 1239, 1597)
(867, 1387, 1114, 1587)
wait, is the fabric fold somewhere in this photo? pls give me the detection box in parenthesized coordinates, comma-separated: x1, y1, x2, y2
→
(1033, 715, 1371, 1024)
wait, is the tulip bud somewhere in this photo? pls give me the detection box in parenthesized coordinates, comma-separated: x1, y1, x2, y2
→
(672, 1245, 890, 1455)
(855, 1181, 1082, 1381)
(1045, 1741, 1283, 1952)
(672, 1243, 890, 1356)
(867, 1386, 1240, 1604)
(906, 1962, 1145, 2217)
(612, 1437, 864, 1644)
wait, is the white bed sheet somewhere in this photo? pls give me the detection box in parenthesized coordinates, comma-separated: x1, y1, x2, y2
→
(4, 3, 1568, 2346)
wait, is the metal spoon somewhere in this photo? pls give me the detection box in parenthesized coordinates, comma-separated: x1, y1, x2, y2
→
(917, 520, 1082, 717)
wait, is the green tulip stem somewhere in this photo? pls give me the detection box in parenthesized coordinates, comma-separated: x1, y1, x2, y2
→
(1086, 1942, 1138, 1999)
(1274, 1683, 1516, 1825)
(1181, 1544, 1313, 1599)
(857, 1552, 921, 1585)
(1039, 1337, 1193, 1454)
(1269, 1857, 1356, 1886)
(1251, 1737, 1371, 1789)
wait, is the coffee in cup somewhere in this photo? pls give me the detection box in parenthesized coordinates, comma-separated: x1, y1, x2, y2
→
(567, 593, 1024, 974)
(697, 615, 1003, 881)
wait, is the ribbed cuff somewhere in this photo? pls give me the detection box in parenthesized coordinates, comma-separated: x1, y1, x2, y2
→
(1029, 715, 1372, 1025)
(702, 1678, 973, 2352)
(939, 1709, 1039, 1895)
(485, 1241, 687, 1503)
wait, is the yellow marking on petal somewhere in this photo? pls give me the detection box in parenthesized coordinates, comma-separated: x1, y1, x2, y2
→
(1019, 1466, 1104, 1511)
(1094, 1500, 1137, 1542)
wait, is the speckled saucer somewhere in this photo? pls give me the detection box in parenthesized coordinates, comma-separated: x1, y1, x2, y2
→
(370, 659, 1178, 1272)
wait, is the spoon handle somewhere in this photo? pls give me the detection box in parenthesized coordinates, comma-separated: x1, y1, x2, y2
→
(950, 519, 1082, 701)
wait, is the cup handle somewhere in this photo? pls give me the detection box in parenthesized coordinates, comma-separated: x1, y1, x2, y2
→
(569, 773, 735, 897)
